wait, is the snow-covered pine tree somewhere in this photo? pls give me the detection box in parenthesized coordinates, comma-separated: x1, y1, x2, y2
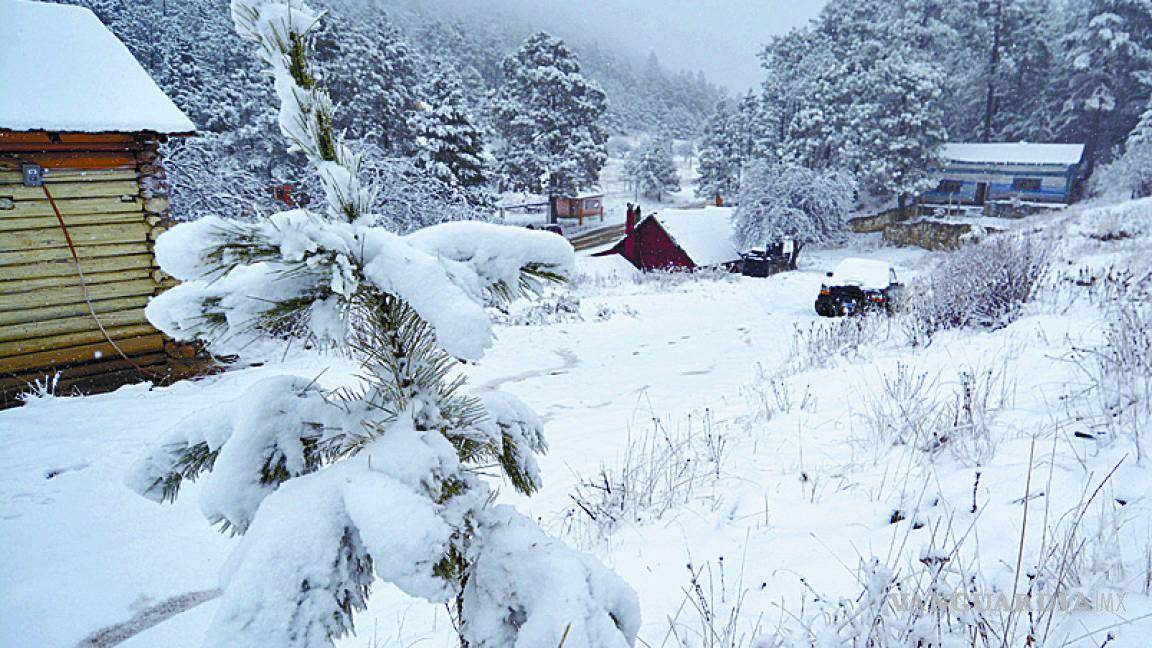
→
(491, 32, 609, 217)
(129, 2, 639, 647)
(1058, 0, 1152, 171)
(407, 59, 492, 209)
(844, 52, 947, 212)
(629, 137, 681, 201)
(694, 100, 742, 203)
(731, 162, 856, 252)
(313, 7, 422, 152)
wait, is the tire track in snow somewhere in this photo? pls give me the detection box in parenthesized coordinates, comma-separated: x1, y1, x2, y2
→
(477, 348, 579, 392)
(74, 589, 220, 647)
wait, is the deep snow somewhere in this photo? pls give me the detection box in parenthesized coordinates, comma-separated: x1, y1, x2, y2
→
(3, 200, 1152, 647)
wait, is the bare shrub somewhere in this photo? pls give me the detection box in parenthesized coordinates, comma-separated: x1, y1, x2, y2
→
(857, 362, 1011, 466)
(767, 454, 1133, 647)
(740, 363, 814, 426)
(562, 412, 729, 547)
(901, 234, 1051, 345)
(662, 557, 765, 648)
(781, 315, 888, 375)
(1067, 270, 1152, 460)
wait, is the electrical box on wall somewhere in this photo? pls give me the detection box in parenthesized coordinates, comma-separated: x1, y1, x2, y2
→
(21, 163, 44, 187)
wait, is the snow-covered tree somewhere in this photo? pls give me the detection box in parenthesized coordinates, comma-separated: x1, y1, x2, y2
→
(129, 3, 639, 647)
(313, 8, 421, 151)
(844, 54, 948, 212)
(628, 137, 681, 201)
(1093, 96, 1152, 198)
(731, 162, 856, 251)
(1058, 0, 1152, 170)
(407, 60, 492, 207)
(491, 32, 609, 216)
(695, 100, 742, 203)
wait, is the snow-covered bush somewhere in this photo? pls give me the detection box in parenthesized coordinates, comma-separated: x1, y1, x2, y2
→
(129, 3, 638, 646)
(901, 234, 1051, 345)
(730, 162, 856, 251)
(1091, 139, 1152, 200)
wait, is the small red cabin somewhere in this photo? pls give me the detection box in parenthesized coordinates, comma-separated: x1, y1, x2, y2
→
(595, 206, 740, 272)
(554, 193, 604, 226)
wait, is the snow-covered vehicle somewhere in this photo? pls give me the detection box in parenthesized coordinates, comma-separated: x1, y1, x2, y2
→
(814, 258, 902, 316)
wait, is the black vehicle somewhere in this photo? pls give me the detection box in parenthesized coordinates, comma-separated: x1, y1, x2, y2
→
(814, 258, 902, 317)
(740, 239, 801, 278)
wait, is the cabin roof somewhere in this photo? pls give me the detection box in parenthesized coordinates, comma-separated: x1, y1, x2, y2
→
(941, 142, 1084, 167)
(649, 207, 740, 267)
(0, 0, 195, 134)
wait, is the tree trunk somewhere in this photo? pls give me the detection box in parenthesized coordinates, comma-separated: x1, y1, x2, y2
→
(548, 195, 558, 224)
(982, 0, 1003, 143)
(898, 193, 908, 218)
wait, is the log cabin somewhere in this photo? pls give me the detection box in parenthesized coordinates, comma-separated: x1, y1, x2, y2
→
(0, 0, 202, 406)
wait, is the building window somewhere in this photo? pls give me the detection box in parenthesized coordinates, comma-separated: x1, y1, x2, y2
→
(937, 179, 962, 193)
(583, 198, 600, 210)
(1012, 177, 1042, 192)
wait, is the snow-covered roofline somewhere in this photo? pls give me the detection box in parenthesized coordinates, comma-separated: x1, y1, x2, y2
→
(0, 0, 195, 134)
(651, 207, 740, 267)
(941, 142, 1084, 167)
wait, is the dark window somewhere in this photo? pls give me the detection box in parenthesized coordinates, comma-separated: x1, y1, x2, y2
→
(1012, 177, 1042, 192)
(937, 180, 962, 193)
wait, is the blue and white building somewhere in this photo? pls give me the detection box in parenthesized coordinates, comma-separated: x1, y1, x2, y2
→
(920, 142, 1085, 208)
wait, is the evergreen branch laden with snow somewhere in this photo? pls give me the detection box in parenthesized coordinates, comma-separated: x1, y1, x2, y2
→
(130, 2, 639, 647)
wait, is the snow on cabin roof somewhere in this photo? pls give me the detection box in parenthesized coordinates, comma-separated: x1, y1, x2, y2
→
(651, 207, 740, 267)
(0, 0, 195, 134)
(941, 142, 1084, 167)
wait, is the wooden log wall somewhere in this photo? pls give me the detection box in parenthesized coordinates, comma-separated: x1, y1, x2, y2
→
(0, 131, 207, 406)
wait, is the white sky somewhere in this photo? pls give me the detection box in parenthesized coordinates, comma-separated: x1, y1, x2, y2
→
(496, 0, 828, 91)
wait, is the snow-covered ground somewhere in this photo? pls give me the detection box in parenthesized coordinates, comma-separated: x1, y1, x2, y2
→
(3, 199, 1152, 647)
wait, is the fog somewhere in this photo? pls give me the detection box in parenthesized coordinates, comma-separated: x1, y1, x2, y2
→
(440, 0, 827, 91)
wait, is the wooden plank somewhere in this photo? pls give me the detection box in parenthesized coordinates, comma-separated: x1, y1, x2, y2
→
(0, 332, 164, 373)
(0, 221, 151, 251)
(0, 308, 150, 344)
(0, 242, 149, 266)
(0, 152, 138, 170)
(0, 169, 138, 184)
(0, 351, 169, 394)
(2, 195, 142, 218)
(0, 295, 150, 327)
(0, 323, 158, 359)
(0, 132, 140, 146)
(1, 267, 155, 295)
(0, 211, 146, 233)
(0, 253, 154, 282)
(0, 180, 140, 201)
(0, 278, 157, 313)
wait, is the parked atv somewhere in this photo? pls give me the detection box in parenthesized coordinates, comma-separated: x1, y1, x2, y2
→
(814, 258, 902, 317)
